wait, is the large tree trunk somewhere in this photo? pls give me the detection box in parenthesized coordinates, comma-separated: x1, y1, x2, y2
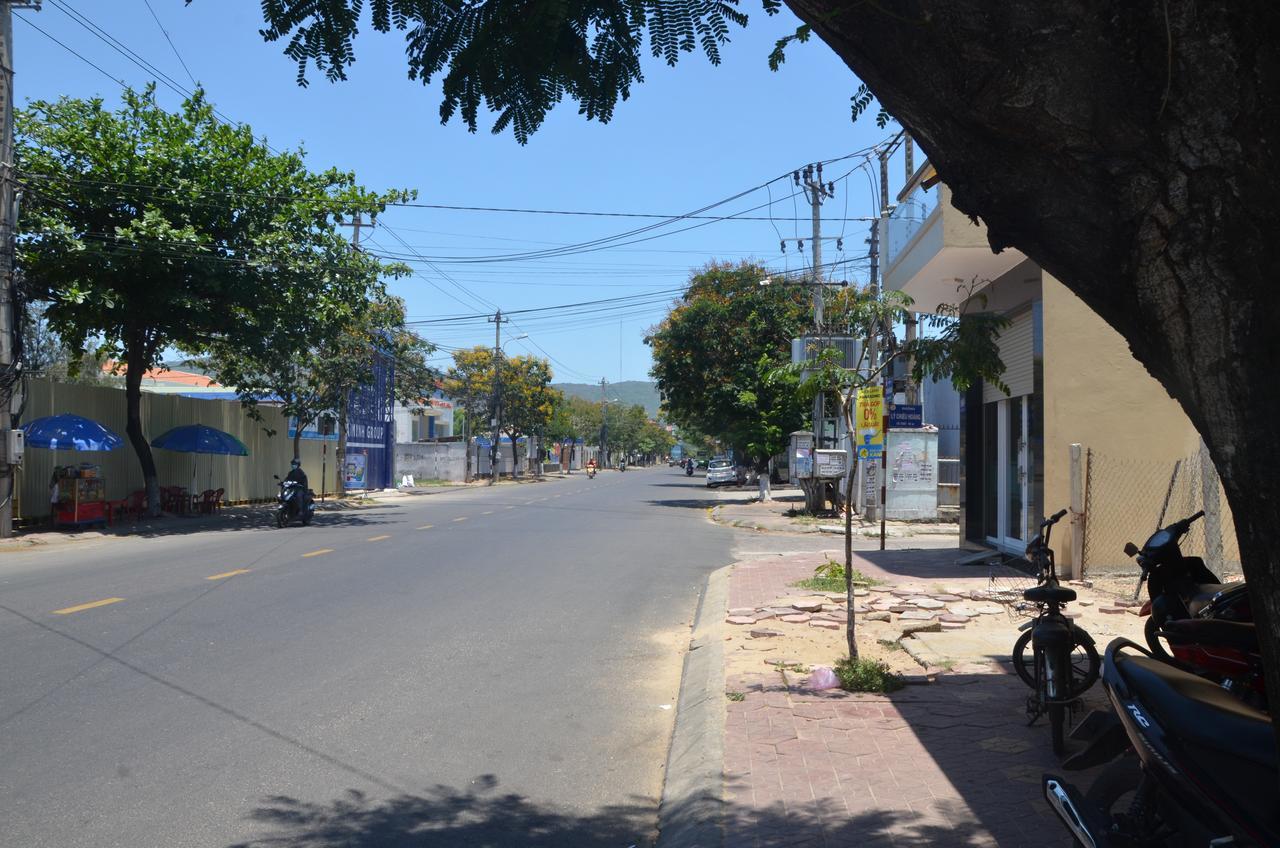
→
(782, 0, 1280, 727)
(123, 333, 160, 517)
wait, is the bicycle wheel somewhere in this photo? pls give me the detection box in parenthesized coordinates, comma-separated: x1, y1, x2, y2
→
(1014, 628, 1100, 697)
(1012, 630, 1036, 689)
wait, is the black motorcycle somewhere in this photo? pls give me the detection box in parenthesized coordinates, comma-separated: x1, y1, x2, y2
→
(1043, 638, 1278, 847)
(274, 476, 315, 527)
(1126, 509, 1251, 656)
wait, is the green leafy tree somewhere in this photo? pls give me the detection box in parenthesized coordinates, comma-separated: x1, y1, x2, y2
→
(441, 347, 495, 451)
(17, 87, 410, 513)
(646, 261, 811, 493)
(442, 347, 558, 477)
(497, 355, 560, 475)
(242, 0, 747, 144)
(781, 286, 1008, 660)
(208, 291, 435, 468)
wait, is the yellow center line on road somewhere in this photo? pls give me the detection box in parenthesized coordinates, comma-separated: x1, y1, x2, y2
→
(367, 534, 391, 542)
(452, 516, 469, 523)
(53, 597, 124, 615)
(302, 549, 334, 558)
(417, 524, 434, 530)
(206, 569, 251, 581)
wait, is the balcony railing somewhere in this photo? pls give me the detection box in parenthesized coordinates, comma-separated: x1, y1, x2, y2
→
(886, 180, 938, 267)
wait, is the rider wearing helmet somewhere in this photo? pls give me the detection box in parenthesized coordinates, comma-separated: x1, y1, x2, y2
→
(285, 458, 308, 490)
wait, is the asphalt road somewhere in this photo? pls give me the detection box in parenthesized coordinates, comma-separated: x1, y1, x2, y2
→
(0, 467, 747, 848)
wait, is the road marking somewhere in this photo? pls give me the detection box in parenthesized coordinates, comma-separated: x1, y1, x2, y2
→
(417, 524, 434, 530)
(302, 549, 333, 558)
(481, 510, 494, 515)
(452, 516, 469, 523)
(503, 505, 514, 510)
(524, 500, 536, 505)
(367, 534, 391, 542)
(53, 597, 124, 615)
(206, 569, 251, 581)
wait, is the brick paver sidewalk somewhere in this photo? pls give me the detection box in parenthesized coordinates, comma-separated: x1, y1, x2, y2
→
(720, 551, 1097, 847)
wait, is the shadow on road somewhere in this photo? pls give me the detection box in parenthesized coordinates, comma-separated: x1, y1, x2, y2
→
(227, 779, 1009, 848)
(16, 504, 403, 543)
(644, 497, 722, 511)
(229, 780, 656, 848)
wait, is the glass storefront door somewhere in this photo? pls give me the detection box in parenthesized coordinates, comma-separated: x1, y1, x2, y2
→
(985, 397, 1029, 553)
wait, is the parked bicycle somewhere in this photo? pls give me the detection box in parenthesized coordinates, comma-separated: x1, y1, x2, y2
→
(1011, 508, 1100, 755)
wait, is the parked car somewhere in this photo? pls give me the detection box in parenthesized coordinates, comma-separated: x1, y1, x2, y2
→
(706, 458, 737, 488)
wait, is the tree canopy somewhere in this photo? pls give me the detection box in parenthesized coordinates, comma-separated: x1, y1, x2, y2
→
(238, 0, 749, 143)
(17, 86, 409, 509)
(442, 346, 562, 470)
(646, 261, 810, 469)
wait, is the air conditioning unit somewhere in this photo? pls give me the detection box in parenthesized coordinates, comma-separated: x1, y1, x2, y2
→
(791, 335, 864, 374)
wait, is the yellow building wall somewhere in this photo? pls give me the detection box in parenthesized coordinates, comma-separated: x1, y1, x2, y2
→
(1041, 273, 1204, 569)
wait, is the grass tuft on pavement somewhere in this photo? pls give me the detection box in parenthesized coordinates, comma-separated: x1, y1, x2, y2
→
(835, 656, 905, 693)
(792, 559, 884, 593)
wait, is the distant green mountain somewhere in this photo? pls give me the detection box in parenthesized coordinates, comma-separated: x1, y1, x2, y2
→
(555, 381, 661, 418)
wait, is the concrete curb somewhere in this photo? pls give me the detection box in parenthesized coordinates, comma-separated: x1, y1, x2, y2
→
(657, 564, 730, 848)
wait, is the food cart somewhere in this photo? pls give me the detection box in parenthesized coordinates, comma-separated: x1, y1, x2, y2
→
(53, 465, 107, 527)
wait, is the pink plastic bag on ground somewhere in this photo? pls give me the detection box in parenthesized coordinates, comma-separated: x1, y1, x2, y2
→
(808, 665, 840, 690)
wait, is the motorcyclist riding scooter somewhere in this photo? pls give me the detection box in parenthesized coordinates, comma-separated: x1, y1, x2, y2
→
(586, 458, 597, 479)
(275, 459, 315, 527)
(685, 458, 694, 477)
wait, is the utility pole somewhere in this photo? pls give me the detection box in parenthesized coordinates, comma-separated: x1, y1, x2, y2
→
(796, 164, 835, 512)
(339, 212, 368, 248)
(489, 309, 507, 484)
(599, 377, 608, 468)
(0, 2, 39, 539)
(462, 379, 472, 482)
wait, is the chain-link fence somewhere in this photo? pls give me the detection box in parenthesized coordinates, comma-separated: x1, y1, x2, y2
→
(1082, 445, 1241, 584)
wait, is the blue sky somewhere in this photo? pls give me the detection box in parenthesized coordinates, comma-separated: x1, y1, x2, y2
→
(17, 1, 896, 384)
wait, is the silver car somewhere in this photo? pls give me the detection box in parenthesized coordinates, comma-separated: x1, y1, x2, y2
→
(706, 458, 737, 488)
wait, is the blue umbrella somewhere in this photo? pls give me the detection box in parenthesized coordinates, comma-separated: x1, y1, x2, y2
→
(23, 414, 123, 451)
(150, 424, 249, 456)
(151, 424, 250, 498)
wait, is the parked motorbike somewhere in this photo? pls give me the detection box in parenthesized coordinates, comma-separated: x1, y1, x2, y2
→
(273, 475, 315, 527)
(1159, 617, 1267, 710)
(1125, 510, 1251, 657)
(1043, 637, 1278, 847)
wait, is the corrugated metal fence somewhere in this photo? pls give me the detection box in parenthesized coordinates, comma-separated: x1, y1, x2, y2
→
(17, 379, 332, 519)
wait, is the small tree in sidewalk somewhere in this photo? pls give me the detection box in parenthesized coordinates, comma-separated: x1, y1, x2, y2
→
(783, 286, 1008, 660)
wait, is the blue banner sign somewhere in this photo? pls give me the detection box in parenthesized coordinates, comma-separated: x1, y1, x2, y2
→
(889, 404, 923, 429)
